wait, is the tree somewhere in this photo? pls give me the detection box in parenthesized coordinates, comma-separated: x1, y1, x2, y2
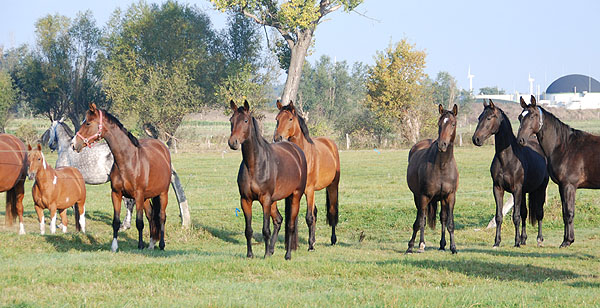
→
(364, 39, 433, 144)
(211, 0, 363, 105)
(479, 86, 505, 95)
(0, 71, 17, 132)
(431, 71, 459, 108)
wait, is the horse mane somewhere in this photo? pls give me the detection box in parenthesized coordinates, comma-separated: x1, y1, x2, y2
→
(101, 110, 140, 147)
(251, 116, 270, 148)
(540, 106, 588, 142)
(280, 104, 313, 144)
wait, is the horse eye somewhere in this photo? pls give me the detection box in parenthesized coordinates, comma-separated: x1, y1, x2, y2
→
(289, 118, 292, 122)
(86, 122, 90, 126)
(244, 119, 248, 123)
(486, 117, 491, 121)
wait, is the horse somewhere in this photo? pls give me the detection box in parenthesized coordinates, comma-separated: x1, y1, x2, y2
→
(406, 104, 459, 254)
(472, 99, 549, 247)
(517, 95, 600, 247)
(73, 103, 171, 252)
(229, 100, 307, 260)
(273, 100, 341, 250)
(0, 134, 27, 234)
(27, 144, 86, 234)
(45, 119, 191, 230)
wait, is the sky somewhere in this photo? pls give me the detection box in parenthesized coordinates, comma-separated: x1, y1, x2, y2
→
(1, 0, 599, 94)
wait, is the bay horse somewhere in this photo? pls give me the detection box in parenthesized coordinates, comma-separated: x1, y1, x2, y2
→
(273, 100, 341, 250)
(406, 104, 459, 254)
(472, 99, 549, 247)
(229, 100, 307, 260)
(27, 144, 86, 234)
(0, 134, 27, 234)
(73, 103, 171, 252)
(46, 119, 190, 230)
(517, 95, 600, 247)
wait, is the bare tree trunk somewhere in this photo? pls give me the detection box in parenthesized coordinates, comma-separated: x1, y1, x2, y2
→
(281, 31, 312, 105)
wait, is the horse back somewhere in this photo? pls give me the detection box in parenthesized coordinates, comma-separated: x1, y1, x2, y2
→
(0, 134, 27, 191)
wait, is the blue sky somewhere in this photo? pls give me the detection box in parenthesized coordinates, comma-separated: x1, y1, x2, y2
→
(1, 0, 599, 94)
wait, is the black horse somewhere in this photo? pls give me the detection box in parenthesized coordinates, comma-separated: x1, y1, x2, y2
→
(472, 99, 549, 247)
(406, 104, 459, 254)
(517, 95, 600, 247)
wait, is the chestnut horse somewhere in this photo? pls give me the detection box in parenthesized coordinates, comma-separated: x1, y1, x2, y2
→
(1, 134, 27, 234)
(273, 101, 340, 250)
(229, 100, 307, 260)
(406, 104, 459, 254)
(73, 104, 171, 252)
(27, 144, 86, 234)
(472, 99, 549, 247)
(517, 95, 600, 247)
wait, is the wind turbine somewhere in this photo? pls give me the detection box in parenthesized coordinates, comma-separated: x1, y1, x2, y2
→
(467, 66, 474, 93)
(528, 73, 535, 95)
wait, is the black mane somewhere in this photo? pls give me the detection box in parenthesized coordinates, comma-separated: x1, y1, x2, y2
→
(540, 106, 588, 142)
(101, 110, 140, 147)
(280, 104, 313, 144)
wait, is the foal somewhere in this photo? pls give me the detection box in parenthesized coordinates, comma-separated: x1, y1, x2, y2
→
(27, 144, 86, 234)
(406, 104, 459, 254)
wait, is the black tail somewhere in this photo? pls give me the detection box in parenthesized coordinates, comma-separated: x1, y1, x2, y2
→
(427, 201, 437, 229)
(151, 196, 161, 240)
(5, 187, 17, 226)
(325, 170, 340, 227)
(74, 203, 81, 231)
(529, 183, 547, 226)
(284, 197, 298, 251)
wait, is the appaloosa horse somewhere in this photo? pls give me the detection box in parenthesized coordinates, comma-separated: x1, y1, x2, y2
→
(229, 100, 307, 260)
(274, 100, 340, 250)
(73, 104, 171, 251)
(472, 99, 549, 247)
(406, 104, 459, 254)
(0, 134, 27, 234)
(517, 95, 600, 247)
(28, 144, 86, 234)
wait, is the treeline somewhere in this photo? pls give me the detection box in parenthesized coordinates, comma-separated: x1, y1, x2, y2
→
(0, 1, 474, 149)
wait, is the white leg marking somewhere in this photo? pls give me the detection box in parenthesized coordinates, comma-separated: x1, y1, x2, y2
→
(50, 213, 57, 234)
(419, 242, 426, 250)
(111, 238, 118, 252)
(62, 225, 67, 233)
(19, 222, 25, 235)
(79, 209, 86, 233)
(125, 208, 132, 226)
(148, 238, 156, 250)
(40, 216, 45, 235)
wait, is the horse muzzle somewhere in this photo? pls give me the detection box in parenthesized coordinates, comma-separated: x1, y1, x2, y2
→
(438, 141, 448, 152)
(27, 172, 36, 181)
(518, 137, 527, 146)
(472, 135, 482, 146)
(228, 138, 240, 150)
(273, 134, 283, 142)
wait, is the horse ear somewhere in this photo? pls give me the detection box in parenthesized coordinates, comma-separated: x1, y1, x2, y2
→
(438, 104, 444, 114)
(37, 143, 42, 151)
(483, 99, 489, 107)
(288, 101, 296, 115)
(520, 96, 527, 108)
(452, 104, 458, 116)
(89, 103, 97, 112)
(27, 144, 32, 151)
(229, 100, 237, 112)
(489, 99, 495, 109)
(276, 100, 283, 110)
(530, 95, 537, 106)
(243, 100, 250, 112)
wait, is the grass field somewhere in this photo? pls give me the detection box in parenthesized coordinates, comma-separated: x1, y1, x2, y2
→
(1, 145, 599, 307)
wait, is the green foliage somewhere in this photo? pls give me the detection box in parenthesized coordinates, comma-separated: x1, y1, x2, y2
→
(431, 71, 459, 108)
(0, 71, 17, 132)
(15, 122, 38, 145)
(479, 86, 506, 95)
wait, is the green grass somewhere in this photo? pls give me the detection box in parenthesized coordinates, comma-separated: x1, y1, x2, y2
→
(1, 146, 600, 307)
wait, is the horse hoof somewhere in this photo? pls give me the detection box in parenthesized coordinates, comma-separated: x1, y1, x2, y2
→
(331, 235, 337, 245)
(559, 241, 572, 248)
(285, 253, 291, 260)
(451, 248, 457, 254)
(416, 248, 425, 253)
(492, 244, 500, 249)
(308, 247, 315, 252)
(247, 253, 254, 258)
(111, 239, 118, 252)
(439, 247, 446, 251)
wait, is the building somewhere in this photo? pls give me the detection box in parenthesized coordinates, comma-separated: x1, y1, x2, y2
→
(540, 74, 600, 109)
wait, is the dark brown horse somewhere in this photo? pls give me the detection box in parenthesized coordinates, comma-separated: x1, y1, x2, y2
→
(517, 95, 600, 247)
(273, 101, 341, 250)
(0, 134, 27, 234)
(229, 100, 307, 260)
(73, 104, 171, 252)
(472, 99, 549, 247)
(406, 104, 459, 254)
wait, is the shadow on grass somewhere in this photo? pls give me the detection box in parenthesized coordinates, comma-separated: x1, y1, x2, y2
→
(568, 281, 600, 288)
(464, 247, 596, 260)
(195, 222, 308, 247)
(85, 210, 116, 226)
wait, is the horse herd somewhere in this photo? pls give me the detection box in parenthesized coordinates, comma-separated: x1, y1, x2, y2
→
(0, 96, 598, 259)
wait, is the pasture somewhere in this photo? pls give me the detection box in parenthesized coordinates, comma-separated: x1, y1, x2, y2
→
(1, 143, 600, 307)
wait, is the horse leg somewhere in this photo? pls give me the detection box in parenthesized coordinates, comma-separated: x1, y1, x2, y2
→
(119, 198, 135, 231)
(35, 205, 45, 235)
(447, 192, 457, 254)
(492, 186, 504, 247)
(512, 188, 524, 247)
(559, 184, 576, 247)
(305, 188, 317, 251)
(439, 200, 448, 251)
(110, 191, 123, 252)
(241, 198, 254, 258)
(535, 179, 548, 246)
(59, 209, 68, 233)
(158, 191, 168, 250)
(260, 196, 272, 258)
(15, 181, 25, 235)
(417, 195, 430, 253)
(520, 192, 528, 245)
(49, 206, 58, 234)
(407, 194, 422, 253)
(145, 199, 157, 250)
(285, 191, 302, 260)
(269, 201, 283, 255)
(77, 199, 86, 233)
(326, 172, 340, 245)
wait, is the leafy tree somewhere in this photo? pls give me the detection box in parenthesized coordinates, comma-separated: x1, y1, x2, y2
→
(431, 71, 459, 108)
(0, 71, 17, 132)
(211, 0, 363, 105)
(479, 86, 505, 95)
(364, 39, 433, 144)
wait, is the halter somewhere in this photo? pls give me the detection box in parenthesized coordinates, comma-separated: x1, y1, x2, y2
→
(537, 106, 543, 130)
(76, 110, 103, 148)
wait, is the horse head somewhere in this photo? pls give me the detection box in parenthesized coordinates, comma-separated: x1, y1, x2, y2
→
(228, 100, 252, 150)
(472, 99, 502, 146)
(73, 103, 104, 153)
(26, 144, 46, 180)
(517, 95, 542, 146)
(437, 104, 458, 152)
(274, 100, 301, 143)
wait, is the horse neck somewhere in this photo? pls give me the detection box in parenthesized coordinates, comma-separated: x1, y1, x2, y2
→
(434, 140, 455, 165)
(34, 162, 56, 187)
(536, 112, 565, 159)
(241, 118, 270, 176)
(289, 126, 312, 152)
(494, 113, 518, 157)
(102, 122, 138, 167)
(57, 128, 73, 153)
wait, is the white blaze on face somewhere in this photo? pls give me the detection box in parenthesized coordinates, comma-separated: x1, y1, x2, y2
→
(521, 110, 529, 118)
(41, 152, 47, 170)
(53, 176, 57, 185)
(443, 117, 449, 125)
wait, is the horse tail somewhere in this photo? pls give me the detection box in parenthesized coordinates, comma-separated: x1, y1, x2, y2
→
(284, 196, 298, 250)
(529, 181, 547, 226)
(427, 201, 437, 229)
(74, 203, 81, 231)
(5, 187, 17, 226)
(151, 196, 161, 240)
(325, 170, 340, 227)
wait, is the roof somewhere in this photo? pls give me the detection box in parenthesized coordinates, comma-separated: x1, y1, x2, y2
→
(546, 74, 600, 94)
